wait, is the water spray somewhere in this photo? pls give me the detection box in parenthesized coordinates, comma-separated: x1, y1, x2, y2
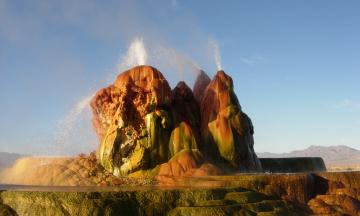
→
(52, 38, 148, 156)
(117, 37, 148, 71)
(209, 38, 223, 71)
(52, 94, 95, 156)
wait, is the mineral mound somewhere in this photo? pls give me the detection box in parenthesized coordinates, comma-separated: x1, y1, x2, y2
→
(199, 71, 262, 171)
(91, 65, 262, 177)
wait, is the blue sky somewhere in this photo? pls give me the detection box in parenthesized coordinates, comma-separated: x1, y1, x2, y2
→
(0, 0, 359, 155)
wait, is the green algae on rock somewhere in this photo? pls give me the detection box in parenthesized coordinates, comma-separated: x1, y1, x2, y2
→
(2, 171, 360, 215)
(0, 202, 17, 216)
(169, 122, 198, 158)
(0, 187, 300, 216)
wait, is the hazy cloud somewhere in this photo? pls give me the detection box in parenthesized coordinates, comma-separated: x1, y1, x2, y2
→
(336, 99, 360, 109)
(240, 55, 265, 65)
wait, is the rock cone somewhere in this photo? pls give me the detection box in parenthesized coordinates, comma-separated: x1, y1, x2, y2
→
(193, 70, 211, 104)
(169, 81, 200, 158)
(199, 70, 262, 172)
(91, 66, 262, 176)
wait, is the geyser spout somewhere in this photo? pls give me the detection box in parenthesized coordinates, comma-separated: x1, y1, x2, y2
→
(118, 37, 148, 70)
(130, 37, 147, 66)
(209, 39, 223, 71)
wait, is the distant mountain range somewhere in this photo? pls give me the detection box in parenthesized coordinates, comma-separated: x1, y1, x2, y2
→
(0, 152, 25, 171)
(258, 145, 360, 167)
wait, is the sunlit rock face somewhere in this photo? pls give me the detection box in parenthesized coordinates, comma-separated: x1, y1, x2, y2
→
(91, 65, 173, 176)
(91, 66, 261, 176)
(199, 70, 262, 172)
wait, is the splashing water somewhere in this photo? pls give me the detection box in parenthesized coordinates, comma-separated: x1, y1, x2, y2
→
(52, 93, 95, 155)
(209, 39, 222, 71)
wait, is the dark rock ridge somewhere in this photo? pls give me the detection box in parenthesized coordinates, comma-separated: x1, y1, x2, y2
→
(260, 157, 326, 173)
(91, 65, 262, 176)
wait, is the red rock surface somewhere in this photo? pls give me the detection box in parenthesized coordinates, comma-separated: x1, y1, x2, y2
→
(90, 85, 119, 140)
(91, 65, 172, 140)
(155, 149, 224, 185)
(200, 71, 236, 119)
(114, 65, 172, 109)
(199, 70, 262, 172)
(157, 149, 203, 177)
(308, 172, 360, 215)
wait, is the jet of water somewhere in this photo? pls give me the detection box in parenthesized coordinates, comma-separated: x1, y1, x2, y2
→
(209, 39, 222, 71)
(117, 37, 147, 71)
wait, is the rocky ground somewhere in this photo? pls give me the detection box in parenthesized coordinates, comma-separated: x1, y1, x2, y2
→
(1, 170, 360, 215)
(0, 187, 302, 216)
(0, 153, 154, 187)
(0, 153, 359, 215)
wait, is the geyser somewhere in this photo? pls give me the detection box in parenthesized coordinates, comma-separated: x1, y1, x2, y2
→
(117, 37, 148, 71)
(91, 65, 262, 177)
(209, 39, 223, 71)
